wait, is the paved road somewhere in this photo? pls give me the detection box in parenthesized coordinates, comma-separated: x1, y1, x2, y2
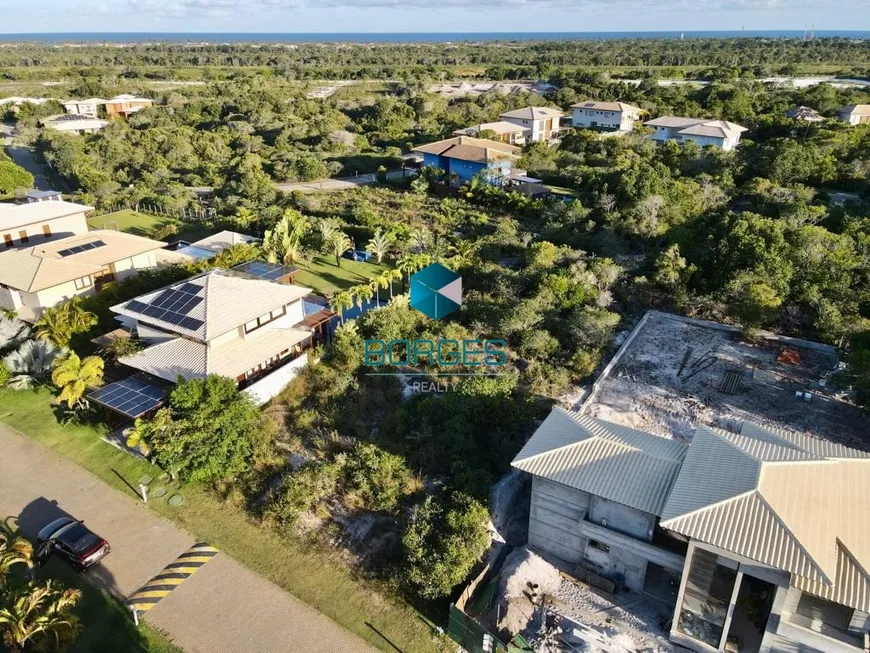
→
(1, 122, 52, 190)
(0, 424, 376, 653)
(187, 169, 407, 197)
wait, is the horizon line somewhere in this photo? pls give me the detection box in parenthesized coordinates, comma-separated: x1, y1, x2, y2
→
(2, 29, 869, 35)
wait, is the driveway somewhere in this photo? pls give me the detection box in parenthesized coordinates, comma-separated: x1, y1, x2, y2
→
(1, 121, 52, 190)
(0, 424, 375, 653)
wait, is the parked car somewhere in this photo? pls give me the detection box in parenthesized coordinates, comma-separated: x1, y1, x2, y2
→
(35, 517, 110, 572)
(343, 249, 373, 262)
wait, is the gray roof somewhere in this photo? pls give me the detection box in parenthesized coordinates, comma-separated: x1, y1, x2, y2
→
(570, 101, 641, 113)
(512, 408, 687, 516)
(499, 106, 563, 121)
(661, 423, 870, 612)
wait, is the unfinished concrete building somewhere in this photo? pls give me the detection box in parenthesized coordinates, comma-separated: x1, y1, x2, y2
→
(511, 311, 870, 653)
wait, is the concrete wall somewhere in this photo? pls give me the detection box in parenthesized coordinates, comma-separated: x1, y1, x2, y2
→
(243, 351, 309, 406)
(589, 496, 655, 541)
(19, 279, 94, 320)
(572, 108, 627, 131)
(0, 286, 22, 313)
(112, 251, 157, 282)
(527, 476, 673, 593)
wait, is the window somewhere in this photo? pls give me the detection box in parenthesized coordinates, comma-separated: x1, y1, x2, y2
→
(244, 305, 288, 334)
(74, 276, 92, 290)
(3, 234, 12, 248)
(588, 540, 610, 553)
(796, 593, 854, 632)
(43, 225, 52, 237)
(18, 231, 29, 243)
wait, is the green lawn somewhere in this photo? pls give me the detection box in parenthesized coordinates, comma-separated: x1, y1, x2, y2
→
(294, 255, 401, 296)
(87, 210, 214, 243)
(38, 561, 181, 653)
(544, 184, 581, 198)
(0, 388, 444, 653)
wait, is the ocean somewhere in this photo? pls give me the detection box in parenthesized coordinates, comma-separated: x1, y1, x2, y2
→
(0, 31, 868, 43)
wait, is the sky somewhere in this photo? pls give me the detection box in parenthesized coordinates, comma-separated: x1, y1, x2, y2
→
(0, 0, 867, 34)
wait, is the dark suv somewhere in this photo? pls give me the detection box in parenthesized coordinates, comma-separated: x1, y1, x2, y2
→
(35, 517, 110, 572)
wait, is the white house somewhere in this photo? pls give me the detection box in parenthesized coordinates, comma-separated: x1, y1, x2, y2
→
(62, 98, 107, 118)
(514, 408, 870, 653)
(0, 230, 165, 321)
(42, 114, 111, 134)
(645, 116, 748, 151)
(112, 269, 321, 400)
(0, 199, 93, 249)
(571, 101, 642, 133)
(836, 105, 870, 125)
(498, 106, 563, 143)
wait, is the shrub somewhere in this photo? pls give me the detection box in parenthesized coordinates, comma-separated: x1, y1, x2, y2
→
(264, 461, 343, 528)
(342, 443, 414, 513)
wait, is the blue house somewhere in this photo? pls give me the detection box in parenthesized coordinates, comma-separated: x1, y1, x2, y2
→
(412, 136, 520, 187)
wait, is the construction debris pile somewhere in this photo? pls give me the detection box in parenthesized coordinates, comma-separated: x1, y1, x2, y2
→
(483, 548, 675, 653)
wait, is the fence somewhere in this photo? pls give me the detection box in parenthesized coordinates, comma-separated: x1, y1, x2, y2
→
(448, 605, 508, 653)
(90, 201, 217, 225)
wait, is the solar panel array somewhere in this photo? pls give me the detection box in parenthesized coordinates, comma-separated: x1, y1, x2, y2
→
(57, 240, 106, 257)
(89, 377, 167, 418)
(125, 283, 205, 332)
(232, 261, 298, 281)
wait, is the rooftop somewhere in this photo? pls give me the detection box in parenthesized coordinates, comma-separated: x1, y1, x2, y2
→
(113, 269, 311, 342)
(581, 311, 870, 449)
(412, 135, 520, 164)
(661, 422, 870, 612)
(0, 230, 165, 293)
(570, 101, 641, 113)
(0, 199, 94, 231)
(645, 116, 748, 138)
(512, 408, 687, 516)
(837, 104, 870, 116)
(452, 121, 527, 136)
(499, 106, 563, 120)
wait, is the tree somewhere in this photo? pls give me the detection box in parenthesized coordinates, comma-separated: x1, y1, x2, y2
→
(51, 353, 104, 409)
(365, 228, 393, 263)
(0, 161, 33, 195)
(33, 300, 97, 348)
(263, 208, 310, 265)
(3, 340, 62, 390)
(0, 581, 82, 653)
(0, 518, 33, 581)
(726, 272, 783, 329)
(342, 443, 413, 513)
(0, 317, 30, 355)
(146, 375, 266, 483)
(351, 283, 374, 310)
(328, 291, 354, 325)
(402, 492, 490, 599)
(329, 231, 353, 267)
(370, 272, 390, 305)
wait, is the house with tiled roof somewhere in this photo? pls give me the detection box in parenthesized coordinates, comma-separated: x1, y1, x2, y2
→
(513, 409, 870, 653)
(645, 116, 748, 150)
(412, 136, 520, 187)
(571, 100, 642, 133)
(836, 105, 870, 125)
(0, 199, 93, 249)
(0, 229, 165, 321)
(452, 121, 527, 145)
(498, 106, 564, 143)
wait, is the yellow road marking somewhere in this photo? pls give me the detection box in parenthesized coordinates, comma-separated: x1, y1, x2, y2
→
(126, 542, 219, 613)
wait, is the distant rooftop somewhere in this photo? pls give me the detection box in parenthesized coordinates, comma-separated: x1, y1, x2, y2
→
(581, 311, 870, 450)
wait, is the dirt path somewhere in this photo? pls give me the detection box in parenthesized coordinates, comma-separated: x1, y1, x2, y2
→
(0, 424, 376, 653)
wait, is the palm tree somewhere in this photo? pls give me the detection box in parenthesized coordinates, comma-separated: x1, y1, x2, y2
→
(51, 353, 105, 409)
(370, 273, 390, 305)
(449, 240, 476, 267)
(0, 317, 30, 355)
(0, 518, 33, 582)
(263, 208, 310, 265)
(353, 284, 374, 310)
(365, 228, 393, 264)
(328, 291, 354, 325)
(330, 231, 353, 267)
(4, 340, 62, 390)
(384, 268, 402, 299)
(34, 299, 97, 348)
(0, 581, 82, 652)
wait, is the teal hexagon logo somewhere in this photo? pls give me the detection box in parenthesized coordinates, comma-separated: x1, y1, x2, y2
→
(410, 263, 462, 319)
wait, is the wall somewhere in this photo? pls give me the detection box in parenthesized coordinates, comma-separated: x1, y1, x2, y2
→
(589, 496, 655, 541)
(680, 134, 728, 150)
(112, 251, 158, 282)
(526, 477, 669, 592)
(243, 351, 309, 406)
(1, 213, 90, 248)
(0, 286, 22, 313)
(447, 158, 488, 183)
(21, 279, 93, 320)
(572, 108, 624, 131)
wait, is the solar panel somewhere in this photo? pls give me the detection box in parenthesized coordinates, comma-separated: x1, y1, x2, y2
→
(122, 282, 204, 333)
(57, 240, 106, 257)
(88, 377, 167, 418)
(231, 260, 298, 282)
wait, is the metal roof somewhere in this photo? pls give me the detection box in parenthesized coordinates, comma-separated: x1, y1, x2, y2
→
(570, 101, 641, 113)
(511, 408, 687, 516)
(498, 106, 563, 120)
(0, 199, 93, 231)
(661, 423, 870, 612)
